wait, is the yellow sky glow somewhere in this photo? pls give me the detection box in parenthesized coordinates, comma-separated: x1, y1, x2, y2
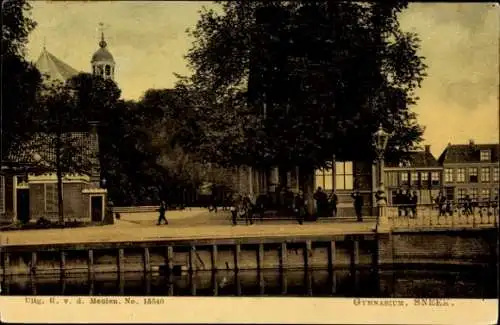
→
(26, 1, 499, 157)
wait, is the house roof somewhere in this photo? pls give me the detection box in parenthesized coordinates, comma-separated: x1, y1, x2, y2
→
(438, 143, 500, 164)
(6, 132, 99, 172)
(35, 48, 80, 82)
(386, 150, 440, 168)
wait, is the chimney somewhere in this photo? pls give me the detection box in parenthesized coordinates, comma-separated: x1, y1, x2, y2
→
(424, 145, 431, 154)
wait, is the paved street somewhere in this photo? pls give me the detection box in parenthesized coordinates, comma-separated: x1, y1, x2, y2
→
(0, 208, 377, 247)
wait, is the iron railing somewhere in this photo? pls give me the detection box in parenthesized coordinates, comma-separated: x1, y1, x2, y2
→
(385, 202, 499, 229)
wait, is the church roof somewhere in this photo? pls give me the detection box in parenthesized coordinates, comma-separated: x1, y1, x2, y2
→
(35, 48, 80, 82)
(91, 34, 114, 63)
(91, 47, 114, 63)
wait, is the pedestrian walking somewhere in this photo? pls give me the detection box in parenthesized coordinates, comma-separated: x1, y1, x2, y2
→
(157, 201, 168, 225)
(329, 191, 338, 218)
(351, 191, 364, 222)
(230, 195, 238, 225)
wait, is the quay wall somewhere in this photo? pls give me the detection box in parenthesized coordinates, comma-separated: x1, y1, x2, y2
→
(1, 229, 497, 276)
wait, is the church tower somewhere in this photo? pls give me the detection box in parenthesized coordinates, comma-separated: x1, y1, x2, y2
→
(91, 24, 115, 80)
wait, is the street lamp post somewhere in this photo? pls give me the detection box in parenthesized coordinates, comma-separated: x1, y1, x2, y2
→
(373, 124, 391, 232)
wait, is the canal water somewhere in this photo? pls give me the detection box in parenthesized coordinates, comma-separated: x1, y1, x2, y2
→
(1, 264, 497, 298)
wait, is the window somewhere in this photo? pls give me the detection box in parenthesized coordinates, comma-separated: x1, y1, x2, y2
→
(493, 167, 499, 182)
(421, 172, 429, 186)
(456, 168, 465, 183)
(431, 172, 440, 186)
(0, 176, 5, 214)
(315, 167, 333, 190)
(105, 65, 111, 76)
(480, 150, 491, 161)
(458, 188, 467, 200)
(481, 189, 491, 200)
(469, 188, 478, 201)
(45, 183, 58, 213)
(400, 172, 409, 185)
(386, 172, 398, 187)
(444, 168, 453, 183)
(411, 172, 419, 185)
(481, 167, 490, 182)
(335, 161, 353, 190)
(468, 168, 478, 183)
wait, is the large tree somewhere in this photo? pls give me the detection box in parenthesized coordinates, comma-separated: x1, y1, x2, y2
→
(1, 0, 42, 162)
(181, 1, 426, 171)
(26, 80, 95, 223)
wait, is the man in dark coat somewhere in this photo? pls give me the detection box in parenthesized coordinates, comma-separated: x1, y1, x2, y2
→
(329, 191, 338, 218)
(313, 187, 328, 218)
(157, 200, 168, 225)
(351, 191, 364, 222)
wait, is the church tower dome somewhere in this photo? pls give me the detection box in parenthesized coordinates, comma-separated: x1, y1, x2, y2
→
(91, 24, 115, 80)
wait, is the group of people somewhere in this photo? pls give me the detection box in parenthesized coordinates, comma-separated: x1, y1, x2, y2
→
(393, 189, 419, 218)
(434, 192, 499, 217)
(228, 190, 308, 225)
(313, 187, 365, 222)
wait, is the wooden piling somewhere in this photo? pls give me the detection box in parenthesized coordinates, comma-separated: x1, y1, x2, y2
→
(212, 272, 218, 296)
(167, 246, 174, 271)
(117, 248, 124, 273)
(31, 252, 37, 273)
(306, 270, 313, 296)
(280, 270, 287, 295)
(60, 251, 66, 276)
(190, 273, 197, 296)
(143, 247, 151, 273)
(211, 245, 218, 270)
(304, 240, 312, 269)
(353, 238, 360, 265)
(235, 272, 242, 296)
(258, 243, 264, 270)
(259, 270, 265, 295)
(280, 242, 287, 270)
(234, 244, 241, 271)
(329, 241, 336, 271)
(189, 246, 196, 273)
(145, 273, 151, 295)
(88, 249, 94, 276)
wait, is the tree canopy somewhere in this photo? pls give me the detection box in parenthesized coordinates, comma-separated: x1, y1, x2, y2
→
(181, 1, 427, 169)
(1, 0, 42, 161)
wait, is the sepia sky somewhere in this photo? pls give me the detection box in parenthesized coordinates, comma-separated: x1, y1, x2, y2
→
(25, 1, 499, 156)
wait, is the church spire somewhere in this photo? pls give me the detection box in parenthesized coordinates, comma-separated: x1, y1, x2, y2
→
(99, 22, 107, 48)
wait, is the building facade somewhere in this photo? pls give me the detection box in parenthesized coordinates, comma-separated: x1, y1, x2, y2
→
(0, 30, 114, 225)
(384, 145, 443, 205)
(438, 140, 499, 204)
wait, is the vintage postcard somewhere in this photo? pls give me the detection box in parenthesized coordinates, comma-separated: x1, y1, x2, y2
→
(0, 1, 498, 324)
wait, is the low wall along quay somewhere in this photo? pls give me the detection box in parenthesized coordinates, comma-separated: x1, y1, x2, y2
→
(0, 229, 497, 277)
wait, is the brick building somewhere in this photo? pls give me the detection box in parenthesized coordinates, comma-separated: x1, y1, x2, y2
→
(0, 31, 114, 224)
(384, 145, 443, 205)
(438, 140, 499, 204)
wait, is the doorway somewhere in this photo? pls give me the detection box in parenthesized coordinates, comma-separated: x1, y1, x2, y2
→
(16, 189, 30, 223)
(90, 195, 104, 222)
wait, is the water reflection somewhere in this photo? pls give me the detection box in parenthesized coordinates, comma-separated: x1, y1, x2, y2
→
(1, 265, 496, 298)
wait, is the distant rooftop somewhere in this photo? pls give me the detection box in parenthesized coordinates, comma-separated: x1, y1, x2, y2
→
(386, 146, 440, 168)
(438, 140, 499, 164)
